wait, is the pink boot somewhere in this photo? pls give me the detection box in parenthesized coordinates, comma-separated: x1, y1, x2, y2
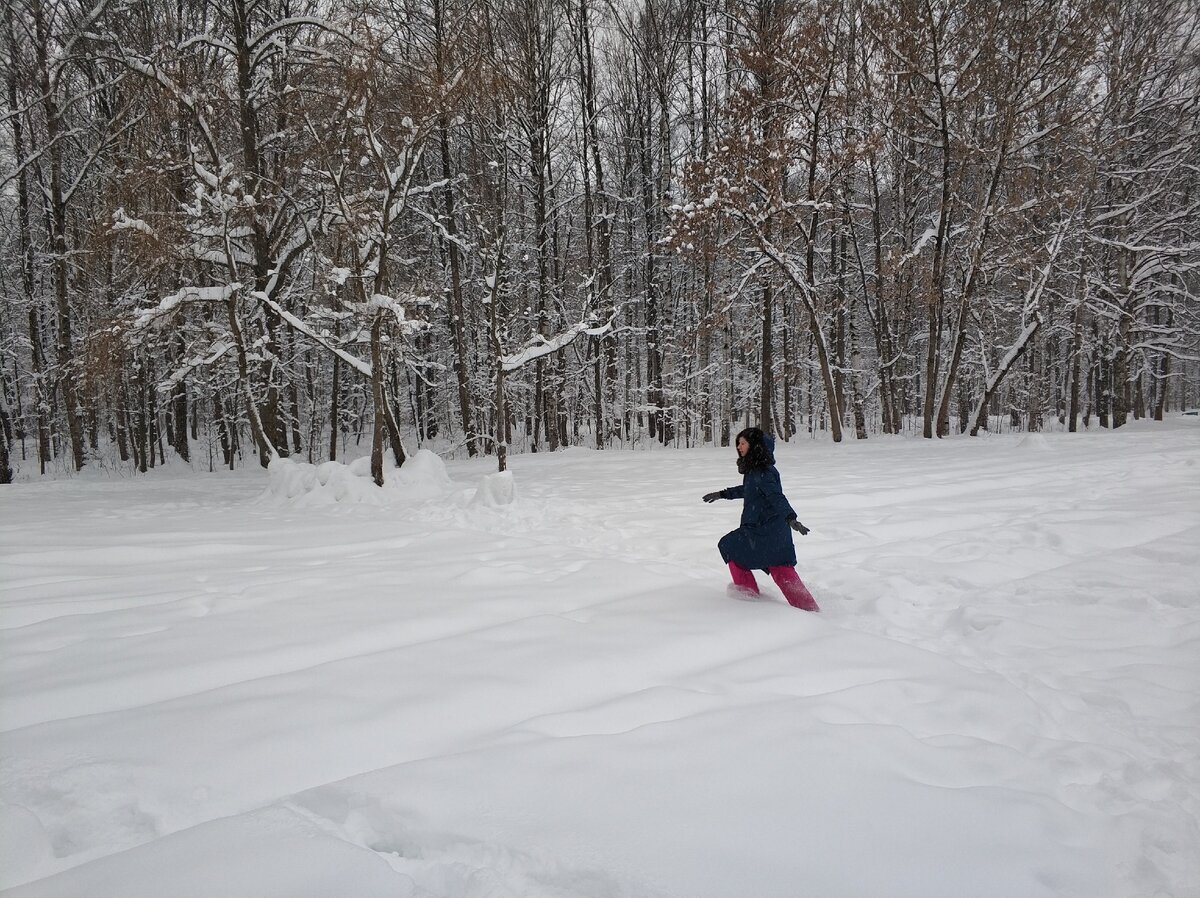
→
(769, 566, 819, 612)
(728, 562, 760, 596)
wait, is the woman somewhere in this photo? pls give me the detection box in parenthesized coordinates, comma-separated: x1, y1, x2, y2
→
(702, 427, 819, 611)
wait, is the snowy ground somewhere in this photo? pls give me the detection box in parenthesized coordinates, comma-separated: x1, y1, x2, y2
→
(1, 421, 1198, 898)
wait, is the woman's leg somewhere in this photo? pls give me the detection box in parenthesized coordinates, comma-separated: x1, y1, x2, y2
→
(768, 566, 819, 612)
(728, 561, 760, 595)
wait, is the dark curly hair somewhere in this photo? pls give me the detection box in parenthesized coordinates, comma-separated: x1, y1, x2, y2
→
(735, 427, 775, 474)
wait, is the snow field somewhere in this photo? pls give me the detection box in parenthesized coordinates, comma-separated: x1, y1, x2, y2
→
(1, 420, 1198, 897)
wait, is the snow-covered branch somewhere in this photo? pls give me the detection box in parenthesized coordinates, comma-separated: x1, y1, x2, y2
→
(253, 293, 373, 377)
(502, 318, 614, 372)
(132, 283, 241, 330)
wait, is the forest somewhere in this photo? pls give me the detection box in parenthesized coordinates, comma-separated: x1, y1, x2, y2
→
(2, 0, 1198, 483)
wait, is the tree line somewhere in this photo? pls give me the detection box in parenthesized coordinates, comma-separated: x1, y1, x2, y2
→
(2, 0, 1198, 483)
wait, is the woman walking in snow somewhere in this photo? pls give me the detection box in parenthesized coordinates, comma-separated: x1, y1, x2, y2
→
(702, 427, 819, 611)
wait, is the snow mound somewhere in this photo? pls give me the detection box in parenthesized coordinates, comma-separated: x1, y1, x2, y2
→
(260, 450, 452, 506)
(1016, 433, 1052, 451)
(470, 470, 517, 507)
(384, 449, 453, 497)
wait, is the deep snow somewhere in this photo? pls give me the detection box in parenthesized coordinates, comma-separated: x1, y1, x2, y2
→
(1, 421, 1198, 897)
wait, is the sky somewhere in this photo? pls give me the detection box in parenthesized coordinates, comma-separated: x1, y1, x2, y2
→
(1, 419, 1198, 898)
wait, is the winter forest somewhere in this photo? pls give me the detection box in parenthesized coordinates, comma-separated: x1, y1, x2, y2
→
(1, 0, 1198, 483)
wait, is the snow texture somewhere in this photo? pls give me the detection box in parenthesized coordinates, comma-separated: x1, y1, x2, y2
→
(2, 421, 1198, 898)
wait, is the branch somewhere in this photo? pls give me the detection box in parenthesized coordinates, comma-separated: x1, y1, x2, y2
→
(51, 0, 115, 89)
(253, 292, 373, 377)
(967, 219, 1073, 436)
(967, 315, 1043, 437)
(246, 16, 353, 56)
(131, 283, 241, 330)
(502, 317, 614, 372)
(157, 340, 235, 391)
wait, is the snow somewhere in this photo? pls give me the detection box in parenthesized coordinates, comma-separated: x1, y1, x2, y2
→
(470, 469, 517, 507)
(109, 208, 153, 235)
(132, 284, 240, 330)
(501, 319, 613, 372)
(2, 422, 1199, 898)
(259, 450, 454, 506)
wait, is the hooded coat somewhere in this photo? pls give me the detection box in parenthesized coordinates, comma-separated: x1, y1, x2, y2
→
(717, 432, 798, 571)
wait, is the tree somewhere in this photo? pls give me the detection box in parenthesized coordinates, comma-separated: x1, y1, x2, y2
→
(1086, 0, 1200, 429)
(8, 0, 125, 470)
(675, 0, 848, 441)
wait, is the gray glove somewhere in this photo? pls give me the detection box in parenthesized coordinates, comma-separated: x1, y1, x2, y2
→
(702, 491, 725, 503)
(789, 519, 810, 535)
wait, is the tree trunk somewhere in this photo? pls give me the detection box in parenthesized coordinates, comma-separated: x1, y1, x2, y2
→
(970, 316, 1043, 436)
(33, 0, 85, 470)
(0, 391, 12, 482)
(329, 351, 341, 461)
(922, 51, 954, 440)
(760, 280, 774, 430)
(575, 0, 616, 447)
(1111, 248, 1133, 428)
(7, 6, 49, 473)
(114, 376, 130, 463)
(1068, 290, 1084, 433)
(369, 312, 387, 487)
(171, 335, 190, 462)
(225, 291, 274, 464)
(382, 368, 407, 469)
(231, 0, 286, 456)
(439, 125, 477, 455)
(1153, 310, 1172, 420)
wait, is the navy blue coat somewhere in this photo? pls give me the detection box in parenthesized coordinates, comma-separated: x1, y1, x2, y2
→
(717, 463, 798, 571)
